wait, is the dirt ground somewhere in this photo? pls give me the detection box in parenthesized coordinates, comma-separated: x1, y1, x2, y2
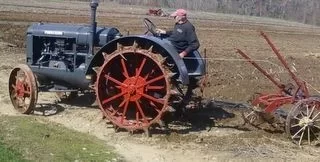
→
(1, 0, 320, 161)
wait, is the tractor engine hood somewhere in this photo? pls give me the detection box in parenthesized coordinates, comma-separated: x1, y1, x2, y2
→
(27, 23, 121, 47)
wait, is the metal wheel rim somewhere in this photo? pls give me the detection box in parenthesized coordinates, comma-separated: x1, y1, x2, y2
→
(8, 64, 38, 114)
(286, 98, 320, 146)
(95, 44, 170, 131)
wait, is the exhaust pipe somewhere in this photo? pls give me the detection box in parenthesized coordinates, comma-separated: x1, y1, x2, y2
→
(89, 0, 99, 55)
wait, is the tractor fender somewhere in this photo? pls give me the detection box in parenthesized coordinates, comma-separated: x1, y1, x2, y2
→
(86, 35, 189, 84)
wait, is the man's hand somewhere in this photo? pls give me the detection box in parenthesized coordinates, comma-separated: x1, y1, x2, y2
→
(179, 51, 187, 58)
(156, 28, 166, 34)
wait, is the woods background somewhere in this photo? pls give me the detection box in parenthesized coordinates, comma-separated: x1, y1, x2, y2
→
(105, 0, 319, 26)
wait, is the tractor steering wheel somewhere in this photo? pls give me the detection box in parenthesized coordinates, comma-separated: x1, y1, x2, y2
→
(143, 18, 157, 36)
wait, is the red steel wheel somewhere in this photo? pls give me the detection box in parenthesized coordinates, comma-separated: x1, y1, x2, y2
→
(8, 64, 38, 114)
(286, 97, 320, 146)
(95, 44, 171, 131)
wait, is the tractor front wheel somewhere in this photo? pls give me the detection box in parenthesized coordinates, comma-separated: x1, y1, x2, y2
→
(8, 64, 38, 114)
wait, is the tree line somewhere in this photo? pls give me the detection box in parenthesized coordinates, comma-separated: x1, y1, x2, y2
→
(110, 0, 320, 26)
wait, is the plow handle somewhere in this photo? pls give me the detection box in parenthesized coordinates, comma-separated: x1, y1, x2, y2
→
(260, 31, 310, 97)
(260, 31, 301, 87)
(236, 49, 284, 90)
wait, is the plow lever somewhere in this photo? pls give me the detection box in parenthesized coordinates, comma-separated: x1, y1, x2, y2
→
(236, 49, 284, 90)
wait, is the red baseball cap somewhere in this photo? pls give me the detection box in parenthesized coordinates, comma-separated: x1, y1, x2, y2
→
(170, 9, 187, 17)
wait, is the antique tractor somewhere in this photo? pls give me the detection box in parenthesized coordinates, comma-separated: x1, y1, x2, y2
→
(8, 0, 206, 135)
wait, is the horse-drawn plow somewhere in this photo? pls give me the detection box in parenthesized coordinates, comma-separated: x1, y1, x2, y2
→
(237, 31, 320, 146)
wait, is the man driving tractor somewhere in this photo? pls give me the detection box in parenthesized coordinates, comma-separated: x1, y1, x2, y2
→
(156, 9, 200, 58)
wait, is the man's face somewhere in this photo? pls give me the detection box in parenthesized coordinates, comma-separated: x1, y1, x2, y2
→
(174, 16, 182, 23)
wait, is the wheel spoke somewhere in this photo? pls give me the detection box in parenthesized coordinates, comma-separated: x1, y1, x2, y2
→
(138, 75, 165, 88)
(312, 111, 320, 121)
(11, 84, 17, 90)
(143, 73, 150, 80)
(292, 126, 306, 139)
(308, 126, 311, 145)
(299, 128, 305, 146)
(10, 90, 17, 98)
(306, 105, 310, 117)
(143, 69, 157, 80)
(149, 101, 156, 107)
(291, 123, 300, 128)
(249, 115, 257, 123)
(23, 82, 29, 86)
(245, 111, 255, 119)
(310, 126, 320, 141)
(120, 100, 129, 124)
(18, 99, 28, 109)
(121, 58, 129, 78)
(314, 125, 320, 130)
(119, 98, 129, 108)
(105, 75, 128, 87)
(21, 104, 27, 110)
(135, 101, 147, 123)
(136, 58, 146, 77)
(115, 85, 122, 89)
(136, 112, 139, 125)
(149, 101, 161, 113)
(102, 91, 127, 105)
(111, 108, 119, 116)
(24, 90, 31, 95)
(146, 85, 165, 90)
(140, 93, 164, 104)
(309, 105, 316, 118)
(294, 116, 302, 121)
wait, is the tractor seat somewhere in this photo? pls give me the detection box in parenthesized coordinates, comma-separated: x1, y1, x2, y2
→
(183, 50, 206, 77)
(160, 38, 206, 77)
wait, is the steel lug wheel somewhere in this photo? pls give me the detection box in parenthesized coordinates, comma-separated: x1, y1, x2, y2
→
(95, 42, 171, 131)
(9, 64, 38, 114)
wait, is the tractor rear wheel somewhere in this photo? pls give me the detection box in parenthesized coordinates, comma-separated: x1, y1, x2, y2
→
(9, 64, 38, 114)
(95, 42, 171, 132)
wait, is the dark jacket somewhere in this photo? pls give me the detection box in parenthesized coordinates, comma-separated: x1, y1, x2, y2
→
(166, 20, 200, 54)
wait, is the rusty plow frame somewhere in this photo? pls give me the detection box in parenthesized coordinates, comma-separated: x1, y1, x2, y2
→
(236, 31, 320, 146)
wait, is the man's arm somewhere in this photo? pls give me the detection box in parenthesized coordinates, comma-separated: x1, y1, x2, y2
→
(179, 25, 199, 58)
(165, 30, 173, 35)
(156, 29, 172, 35)
(184, 25, 200, 54)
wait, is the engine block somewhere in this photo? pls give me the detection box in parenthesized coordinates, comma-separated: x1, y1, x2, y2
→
(26, 23, 121, 71)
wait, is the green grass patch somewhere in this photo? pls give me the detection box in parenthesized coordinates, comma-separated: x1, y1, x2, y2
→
(0, 142, 29, 162)
(0, 115, 123, 162)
